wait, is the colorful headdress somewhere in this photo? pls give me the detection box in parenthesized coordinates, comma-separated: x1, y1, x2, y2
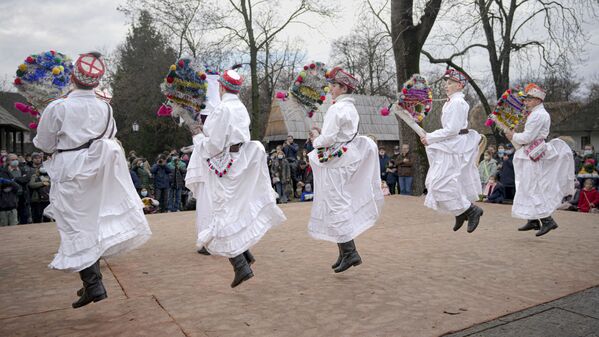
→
(524, 83, 546, 101)
(485, 86, 529, 131)
(327, 66, 359, 91)
(218, 69, 243, 93)
(443, 68, 468, 86)
(159, 58, 208, 124)
(394, 74, 432, 123)
(13, 50, 74, 129)
(277, 62, 329, 118)
(72, 52, 105, 88)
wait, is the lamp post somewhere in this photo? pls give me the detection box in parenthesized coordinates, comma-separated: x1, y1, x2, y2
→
(132, 121, 139, 132)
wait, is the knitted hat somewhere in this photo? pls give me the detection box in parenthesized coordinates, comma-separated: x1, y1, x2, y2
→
(443, 68, 468, 86)
(72, 52, 105, 88)
(328, 66, 359, 91)
(218, 69, 243, 93)
(524, 83, 546, 101)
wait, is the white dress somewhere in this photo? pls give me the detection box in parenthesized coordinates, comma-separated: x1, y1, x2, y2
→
(308, 95, 384, 243)
(185, 93, 286, 257)
(33, 90, 152, 272)
(424, 91, 482, 216)
(511, 104, 575, 219)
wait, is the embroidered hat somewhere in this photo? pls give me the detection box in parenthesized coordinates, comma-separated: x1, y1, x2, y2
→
(72, 52, 105, 88)
(327, 66, 359, 91)
(524, 83, 546, 101)
(218, 69, 243, 93)
(443, 68, 468, 86)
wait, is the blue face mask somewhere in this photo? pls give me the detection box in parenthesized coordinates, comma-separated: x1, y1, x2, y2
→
(141, 191, 148, 197)
(10, 160, 19, 167)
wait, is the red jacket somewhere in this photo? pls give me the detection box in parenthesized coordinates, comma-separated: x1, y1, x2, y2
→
(578, 188, 599, 213)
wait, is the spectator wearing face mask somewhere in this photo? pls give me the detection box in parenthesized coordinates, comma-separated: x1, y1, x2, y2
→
(495, 144, 506, 164)
(577, 159, 599, 188)
(300, 182, 314, 201)
(582, 145, 596, 162)
(271, 150, 291, 203)
(133, 158, 152, 192)
(0, 167, 21, 226)
(498, 144, 516, 200)
(6, 153, 32, 224)
(29, 166, 51, 223)
(479, 151, 498, 190)
(140, 188, 160, 214)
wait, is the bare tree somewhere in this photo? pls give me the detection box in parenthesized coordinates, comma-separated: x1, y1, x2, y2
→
(330, 12, 397, 97)
(216, 0, 334, 139)
(368, 0, 443, 196)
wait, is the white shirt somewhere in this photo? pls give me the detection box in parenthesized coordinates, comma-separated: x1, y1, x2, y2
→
(313, 95, 359, 148)
(194, 93, 250, 157)
(201, 74, 221, 116)
(426, 91, 469, 144)
(33, 90, 116, 153)
(512, 104, 550, 146)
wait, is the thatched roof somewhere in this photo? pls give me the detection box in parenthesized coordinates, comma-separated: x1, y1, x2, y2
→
(468, 101, 581, 134)
(0, 105, 28, 131)
(264, 93, 397, 142)
(0, 92, 37, 129)
(553, 100, 599, 133)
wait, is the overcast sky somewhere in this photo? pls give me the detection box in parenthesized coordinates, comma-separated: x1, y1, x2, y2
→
(1, 0, 598, 95)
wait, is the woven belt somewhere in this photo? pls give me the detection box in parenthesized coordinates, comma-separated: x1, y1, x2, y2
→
(229, 143, 243, 153)
(459, 129, 469, 135)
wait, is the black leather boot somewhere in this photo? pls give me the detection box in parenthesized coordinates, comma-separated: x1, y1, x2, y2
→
(229, 254, 253, 288)
(243, 250, 255, 266)
(536, 216, 558, 237)
(453, 212, 468, 231)
(77, 266, 103, 296)
(72, 260, 107, 308)
(518, 219, 541, 231)
(197, 247, 211, 255)
(331, 243, 343, 269)
(465, 204, 484, 233)
(334, 240, 362, 273)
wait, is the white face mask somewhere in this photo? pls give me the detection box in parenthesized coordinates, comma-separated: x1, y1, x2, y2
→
(584, 150, 593, 155)
(277, 155, 284, 159)
(39, 168, 47, 174)
(141, 191, 148, 197)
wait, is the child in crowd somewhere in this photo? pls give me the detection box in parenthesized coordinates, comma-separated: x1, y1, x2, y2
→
(578, 179, 599, 213)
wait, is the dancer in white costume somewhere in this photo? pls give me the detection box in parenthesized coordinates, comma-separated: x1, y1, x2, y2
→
(33, 52, 152, 308)
(308, 66, 384, 273)
(421, 68, 484, 233)
(185, 68, 286, 288)
(506, 83, 574, 237)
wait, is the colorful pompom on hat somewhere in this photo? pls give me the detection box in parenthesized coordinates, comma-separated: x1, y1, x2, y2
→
(218, 69, 243, 93)
(524, 83, 546, 101)
(327, 66, 359, 91)
(443, 68, 468, 85)
(72, 52, 105, 88)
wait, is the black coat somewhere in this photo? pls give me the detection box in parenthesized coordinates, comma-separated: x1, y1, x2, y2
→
(499, 155, 515, 187)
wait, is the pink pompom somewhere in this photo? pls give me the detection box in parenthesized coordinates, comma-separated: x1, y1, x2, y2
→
(485, 118, 494, 127)
(28, 122, 38, 129)
(380, 107, 390, 116)
(307, 110, 314, 118)
(275, 91, 287, 100)
(156, 104, 172, 117)
(14, 102, 30, 113)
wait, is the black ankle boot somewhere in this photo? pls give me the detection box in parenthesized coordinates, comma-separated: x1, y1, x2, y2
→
(536, 216, 558, 237)
(518, 219, 541, 231)
(197, 247, 211, 255)
(453, 212, 468, 231)
(331, 243, 343, 269)
(243, 250, 255, 265)
(229, 254, 253, 288)
(72, 260, 107, 308)
(464, 204, 484, 233)
(334, 240, 362, 273)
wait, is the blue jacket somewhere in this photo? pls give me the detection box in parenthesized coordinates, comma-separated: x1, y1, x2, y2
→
(130, 169, 141, 189)
(151, 164, 172, 189)
(487, 182, 505, 204)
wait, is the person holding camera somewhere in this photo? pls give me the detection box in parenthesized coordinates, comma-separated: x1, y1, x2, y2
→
(151, 155, 172, 213)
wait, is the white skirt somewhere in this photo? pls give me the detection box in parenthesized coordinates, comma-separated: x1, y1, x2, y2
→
(44, 139, 152, 272)
(512, 139, 575, 219)
(186, 141, 286, 258)
(424, 131, 482, 216)
(307, 136, 384, 243)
